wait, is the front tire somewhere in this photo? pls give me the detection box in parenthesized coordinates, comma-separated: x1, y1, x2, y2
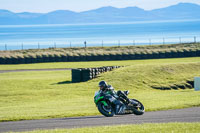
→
(97, 101, 114, 117)
(131, 99, 145, 115)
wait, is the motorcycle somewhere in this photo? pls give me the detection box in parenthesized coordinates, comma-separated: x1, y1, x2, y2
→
(94, 90, 145, 117)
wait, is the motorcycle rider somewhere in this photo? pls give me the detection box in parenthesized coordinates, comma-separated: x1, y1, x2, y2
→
(98, 80, 131, 114)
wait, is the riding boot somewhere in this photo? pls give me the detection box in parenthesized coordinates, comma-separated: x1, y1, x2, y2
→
(125, 98, 131, 104)
(121, 94, 131, 104)
(124, 90, 129, 96)
(117, 90, 131, 104)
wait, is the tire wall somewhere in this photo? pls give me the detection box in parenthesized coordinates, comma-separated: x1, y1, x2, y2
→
(0, 49, 200, 64)
(72, 66, 121, 83)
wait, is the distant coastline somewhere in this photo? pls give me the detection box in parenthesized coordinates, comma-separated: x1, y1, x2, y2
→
(0, 3, 200, 25)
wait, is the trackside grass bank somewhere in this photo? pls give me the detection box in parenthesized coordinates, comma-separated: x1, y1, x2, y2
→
(0, 57, 200, 70)
(10, 123, 200, 133)
(0, 57, 200, 122)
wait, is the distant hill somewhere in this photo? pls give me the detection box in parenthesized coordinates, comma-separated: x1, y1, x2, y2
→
(150, 3, 200, 20)
(0, 3, 200, 25)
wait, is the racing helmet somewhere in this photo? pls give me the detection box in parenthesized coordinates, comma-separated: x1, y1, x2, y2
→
(98, 81, 108, 90)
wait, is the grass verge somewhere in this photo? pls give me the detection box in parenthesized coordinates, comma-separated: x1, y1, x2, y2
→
(0, 57, 200, 70)
(10, 123, 200, 133)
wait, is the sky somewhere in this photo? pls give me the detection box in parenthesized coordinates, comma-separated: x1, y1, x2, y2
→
(0, 0, 200, 13)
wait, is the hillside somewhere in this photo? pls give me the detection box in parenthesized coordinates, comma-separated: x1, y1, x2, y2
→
(0, 3, 200, 25)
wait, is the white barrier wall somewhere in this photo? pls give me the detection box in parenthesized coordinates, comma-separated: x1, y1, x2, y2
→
(194, 77, 200, 91)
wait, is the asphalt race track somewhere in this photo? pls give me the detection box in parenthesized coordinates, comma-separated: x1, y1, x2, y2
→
(0, 107, 200, 132)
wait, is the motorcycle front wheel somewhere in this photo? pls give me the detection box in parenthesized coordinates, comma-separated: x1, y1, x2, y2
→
(97, 101, 114, 117)
(130, 99, 145, 115)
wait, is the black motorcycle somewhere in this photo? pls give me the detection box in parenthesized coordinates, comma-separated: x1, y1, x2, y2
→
(94, 90, 145, 117)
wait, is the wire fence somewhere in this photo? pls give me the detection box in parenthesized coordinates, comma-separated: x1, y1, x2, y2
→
(0, 36, 199, 51)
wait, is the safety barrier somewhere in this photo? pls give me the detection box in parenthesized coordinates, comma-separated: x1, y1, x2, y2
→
(72, 66, 121, 83)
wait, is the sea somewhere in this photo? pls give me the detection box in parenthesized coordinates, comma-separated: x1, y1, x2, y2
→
(0, 19, 200, 50)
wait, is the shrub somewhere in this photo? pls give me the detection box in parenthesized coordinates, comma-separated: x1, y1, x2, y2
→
(0, 56, 6, 64)
(59, 53, 68, 62)
(9, 55, 18, 64)
(177, 49, 184, 57)
(0, 43, 199, 64)
(152, 50, 159, 59)
(36, 54, 43, 63)
(28, 54, 37, 63)
(42, 53, 50, 62)
(48, 54, 56, 62)
(54, 53, 62, 62)
(66, 53, 74, 61)
(17, 55, 25, 64)
(170, 49, 178, 58)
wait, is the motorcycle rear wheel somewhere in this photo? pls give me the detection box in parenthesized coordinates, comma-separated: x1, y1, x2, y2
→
(97, 101, 114, 117)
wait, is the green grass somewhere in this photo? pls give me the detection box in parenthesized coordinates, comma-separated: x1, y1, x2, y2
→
(10, 123, 200, 133)
(0, 57, 200, 70)
(0, 57, 200, 122)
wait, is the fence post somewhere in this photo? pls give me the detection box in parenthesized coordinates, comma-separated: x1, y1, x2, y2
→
(70, 42, 72, 48)
(118, 40, 120, 47)
(163, 38, 165, 45)
(102, 40, 104, 48)
(133, 40, 135, 46)
(84, 41, 87, 48)
(149, 39, 151, 45)
(54, 42, 56, 48)
(179, 37, 182, 44)
(38, 42, 40, 49)
(194, 36, 196, 43)
(5, 44, 7, 51)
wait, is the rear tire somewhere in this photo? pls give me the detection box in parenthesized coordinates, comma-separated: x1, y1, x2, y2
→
(131, 99, 145, 115)
(97, 101, 114, 117)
